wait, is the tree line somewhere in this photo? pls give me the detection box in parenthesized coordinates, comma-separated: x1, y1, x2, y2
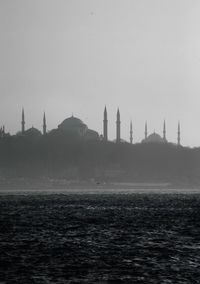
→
(0, 130, 199, 184)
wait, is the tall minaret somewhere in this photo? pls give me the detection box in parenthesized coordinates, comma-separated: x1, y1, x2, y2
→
(43, 112, 47, 135)
(163, 120, 166, 140)
(177, 121, 180, 146)
(130, 121, 133, 144)
(116, 108, 121, 143)
(145, 121, 148, 139)
(103, 106, 108, 141)
(21, 108, 25, 134)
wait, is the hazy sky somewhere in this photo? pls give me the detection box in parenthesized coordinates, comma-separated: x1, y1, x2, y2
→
(1, 0, 200, 146)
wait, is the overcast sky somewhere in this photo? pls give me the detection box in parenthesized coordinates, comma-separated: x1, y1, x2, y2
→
(0, 0, 200, 146)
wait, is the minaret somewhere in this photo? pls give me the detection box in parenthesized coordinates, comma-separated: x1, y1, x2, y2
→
(130, 121, 133, 144)
(21, 108, 25, 134)
(145, 121, 148, 139)
(177, 121, 180, 146)
(163, 120, 166, 140)
(43, 112, 47, 135)
(116, 108, 120, 143)
(103, 106, 108, 141)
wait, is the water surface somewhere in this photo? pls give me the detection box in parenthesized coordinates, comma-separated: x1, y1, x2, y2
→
(1, 192, 200, 283)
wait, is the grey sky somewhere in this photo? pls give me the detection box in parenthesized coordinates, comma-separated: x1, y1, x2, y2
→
(0, 0, 200, 146)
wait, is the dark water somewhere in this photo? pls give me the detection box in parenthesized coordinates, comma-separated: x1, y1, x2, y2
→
(1, 193, 200, 283)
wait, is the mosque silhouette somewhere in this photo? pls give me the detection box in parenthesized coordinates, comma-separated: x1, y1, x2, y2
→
(3, 107, 181, 145)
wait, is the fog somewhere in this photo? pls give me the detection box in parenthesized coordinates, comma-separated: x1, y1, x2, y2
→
(1, 0, 200, 146)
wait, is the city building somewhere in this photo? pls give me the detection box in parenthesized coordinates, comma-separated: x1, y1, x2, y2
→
(3, 108, 181, 145)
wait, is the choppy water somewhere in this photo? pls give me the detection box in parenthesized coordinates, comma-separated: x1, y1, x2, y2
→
(1, 193, 200, 283)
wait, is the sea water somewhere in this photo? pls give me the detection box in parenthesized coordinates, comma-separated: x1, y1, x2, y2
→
(1, 190, 200, 283)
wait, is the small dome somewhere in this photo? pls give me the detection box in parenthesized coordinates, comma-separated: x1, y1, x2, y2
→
(24, 127, 42, 136)
(142, 133, 167, 143)
(85, 129, 99, 140)
(113, 138, 127, 143)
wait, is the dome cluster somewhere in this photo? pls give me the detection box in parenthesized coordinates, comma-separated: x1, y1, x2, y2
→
(19, 111, 99, 141)
(17, 108, 181, 145)
(103, 107, 181, 145)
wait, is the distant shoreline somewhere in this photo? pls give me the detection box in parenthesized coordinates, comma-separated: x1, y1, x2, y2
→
(0, 179, 200, 194)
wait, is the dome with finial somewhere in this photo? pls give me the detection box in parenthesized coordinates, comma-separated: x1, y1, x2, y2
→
(58, 115, 87, 130)
(24, 127, 42, 137)
(142, 132, 167, 143)
(58, 115, 89, 136)
(57, 115, 99, 140)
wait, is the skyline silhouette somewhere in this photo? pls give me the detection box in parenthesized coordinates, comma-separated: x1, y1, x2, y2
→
(1, 107, 183, 146)
(1, 0, 200, 146)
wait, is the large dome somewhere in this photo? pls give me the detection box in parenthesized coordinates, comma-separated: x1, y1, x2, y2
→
(142, 133, 167, 143)
(57, 115, 99, 140)
(58, 116, 86, 127)
(58, 115, 88, 135)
